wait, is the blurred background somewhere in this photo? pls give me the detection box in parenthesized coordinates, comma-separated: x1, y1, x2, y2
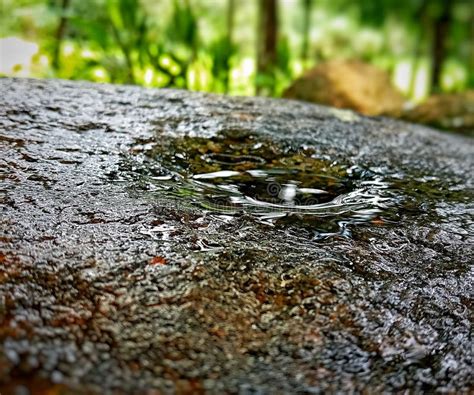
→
(1, 0, 473, 128)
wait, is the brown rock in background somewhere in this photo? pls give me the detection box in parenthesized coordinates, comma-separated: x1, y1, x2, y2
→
(283, 60, 405, 116)
(403, 91, 474, 134)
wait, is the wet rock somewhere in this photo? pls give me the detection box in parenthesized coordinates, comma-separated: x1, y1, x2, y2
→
(282, 60, 405, 116)
(0, 78, 473, 394)
(403, 90, 474, 135)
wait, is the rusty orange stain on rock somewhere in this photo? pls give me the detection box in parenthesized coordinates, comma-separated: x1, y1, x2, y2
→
(149, 256, 167, 265)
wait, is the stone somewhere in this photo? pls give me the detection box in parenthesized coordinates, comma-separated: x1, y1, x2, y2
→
(282, 60, 405, 116)
(0, 78, 472, 394)
(403, 90, 474, 134)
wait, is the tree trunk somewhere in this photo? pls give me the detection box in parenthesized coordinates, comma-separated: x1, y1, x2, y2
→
(110, 23, 136, 84)
(52, 0, 71, 70)
(301, 0, 312, 63)
(256, 0, 278, 95)
(431, 0, 453, 92)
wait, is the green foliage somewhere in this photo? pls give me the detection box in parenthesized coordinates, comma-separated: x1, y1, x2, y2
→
(166, 0, 198, 50)
(209, 35, 235, 92)
(1, 0, 471, 97)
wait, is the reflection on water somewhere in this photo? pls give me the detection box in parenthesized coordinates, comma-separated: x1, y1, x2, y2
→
(118, 132, 399, 238)
(151, 167, 390, 223)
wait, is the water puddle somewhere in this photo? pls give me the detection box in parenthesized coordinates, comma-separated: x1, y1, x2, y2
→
(112, 131, 401, 237)
(154, 167, 390, 223)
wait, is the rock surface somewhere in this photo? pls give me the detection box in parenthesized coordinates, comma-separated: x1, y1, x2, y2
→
(0, 78, 473, 394)
(282, 60, 405, 116)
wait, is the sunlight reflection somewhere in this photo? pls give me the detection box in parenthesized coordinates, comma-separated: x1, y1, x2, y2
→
(0, 37, 39, 76)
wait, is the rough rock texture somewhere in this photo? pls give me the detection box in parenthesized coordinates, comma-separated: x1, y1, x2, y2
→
(1, 78, 473, 394)
(282, 60, 405, 116)
(403, 90, 474, 135)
